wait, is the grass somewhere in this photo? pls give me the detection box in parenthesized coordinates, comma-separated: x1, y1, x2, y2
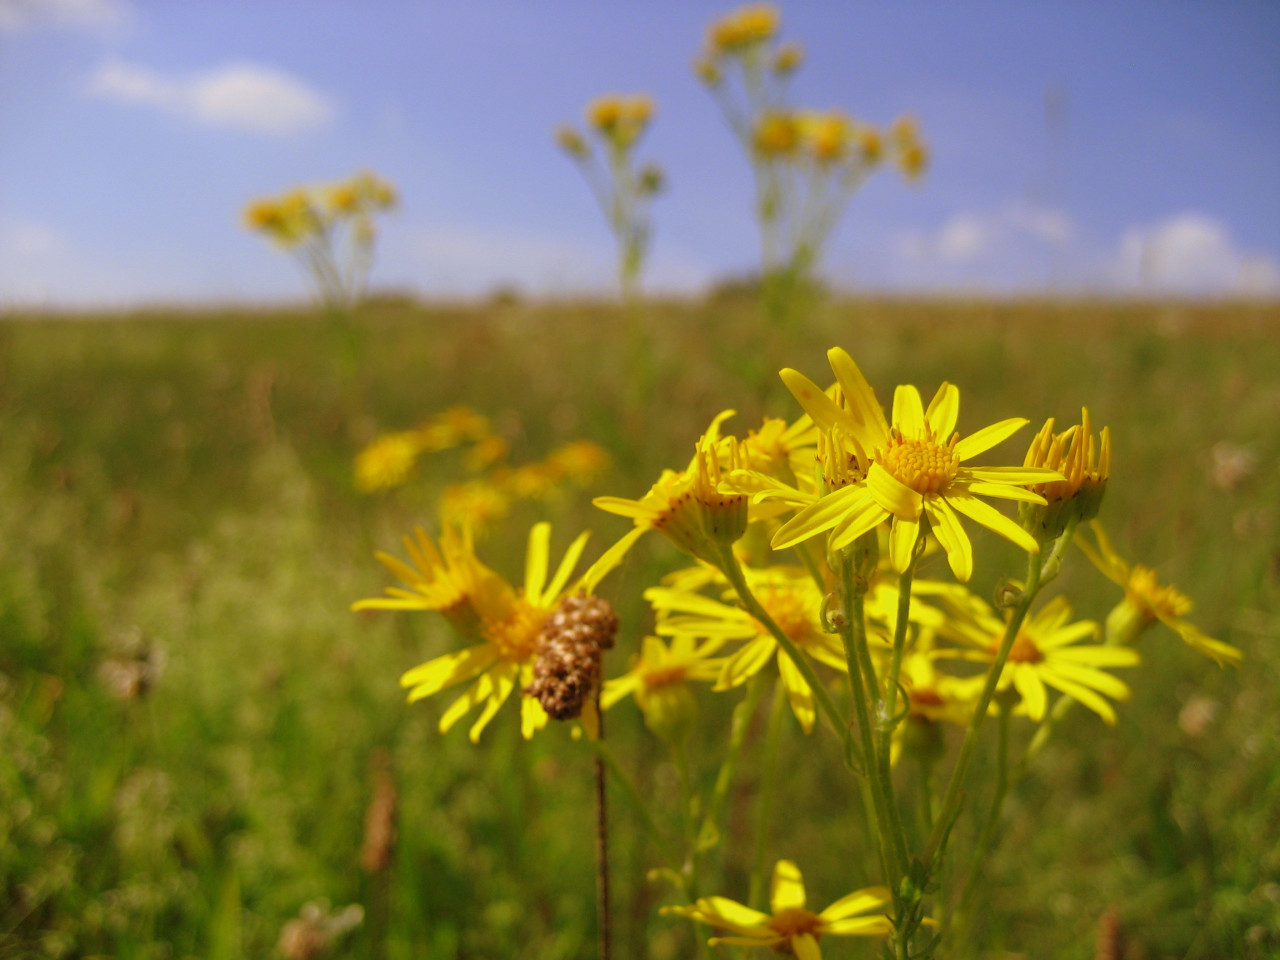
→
(0, 294, 1277, 959)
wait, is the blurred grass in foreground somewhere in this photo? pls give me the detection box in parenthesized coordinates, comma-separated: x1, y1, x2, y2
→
(0, 295, 1277, 959)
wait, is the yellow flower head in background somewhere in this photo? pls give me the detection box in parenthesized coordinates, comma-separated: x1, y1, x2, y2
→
(664, 860, 892, 956)
(645, 566, 846, 734)
(890, 115, 928, 181)
(544, 440, 610, 486)
(752, 111, 800, 158)
(773, 40, 804, 75)
(707, 3, 781, 55)
(438, 480, 512, 534)
(1077, 522, 1242, 666)
(798, 110, 855, 164)
(936, 594, 1139, 725)
(602, 635, 724, 743)
(354, 431, 425, 493)
(354, 523, 598, 742)
(772, 348, 1062, 581)
(588, 93, 655, 150)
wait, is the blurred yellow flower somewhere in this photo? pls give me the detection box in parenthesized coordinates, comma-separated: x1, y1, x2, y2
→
(438, 481, 511, 533)
(707, 3, 781, 55)
(664, 860, 892, 956)
(354, 431, 424, 493)
(1021, 409, 1111, 540)
(645, 566, 845, 734)
(936, 594, 1139, 725)
(354, 523, 595, 741)
(1077, 522, 1242, 666)
(602, 634, 724, 742)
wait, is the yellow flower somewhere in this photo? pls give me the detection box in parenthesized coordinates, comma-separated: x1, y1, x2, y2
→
(587, 93, 654, 149)
(1020, 409, 1110, 541)
(935, 594, 1140, 725)
(645, 566, 847, 734)
(438, 480, 511, 533)
(354, 431, 424, 492)
(602, 635, 724, 742)
(798, 110, 854, 164)
(353, 523, 597, 742)
(890, 115, 928, 181)
(1076, 522, 1242, 666)
(752, 111, 799, 158)
(773, 40, 804, 75)
(664, 860, 892, 956)
(772, 347, 1062, 581)
(591, 411, 748, 570)
(543, 440, 610, 486)
(707, 3, 781, 55)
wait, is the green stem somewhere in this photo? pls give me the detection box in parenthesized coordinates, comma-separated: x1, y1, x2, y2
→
(584, 738, 681, 873)
(838, 562, 907, 883)
(700, 674, 766, 852)
(924, 548, 1044, 868)
(671, 739, 711, 960)
(748, 681, 788, 911)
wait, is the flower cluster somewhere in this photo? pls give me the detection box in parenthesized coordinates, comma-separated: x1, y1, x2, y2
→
(243, 170, 397, 310)
(556, 93, 663, 299)
(694, 4, 926, 325)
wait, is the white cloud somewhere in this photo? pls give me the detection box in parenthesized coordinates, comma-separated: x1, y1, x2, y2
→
(0, 0, 130, 33)
(1115, 213, 1280, 297)
(86, 59, 334, 136)
(896, 201, 1073, 264)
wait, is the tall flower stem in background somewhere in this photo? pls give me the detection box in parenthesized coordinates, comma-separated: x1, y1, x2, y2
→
(695, 4, 927, 336)
(594, 690, 612, 960)
(557, 97, 664, 421)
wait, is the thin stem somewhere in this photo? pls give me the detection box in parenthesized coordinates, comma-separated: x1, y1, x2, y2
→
(958, 699, 1012, 923)
(595, 691, 612, 960)
(700, 674, 766, 851)
(838, 564, 906, 883)
(748, 680, 788, 911)
(584, 738, 681, 873)
(924, 548, 1044, 867)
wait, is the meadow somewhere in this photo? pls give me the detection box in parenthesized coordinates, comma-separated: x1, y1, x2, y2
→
(1, 294, 1278, 959)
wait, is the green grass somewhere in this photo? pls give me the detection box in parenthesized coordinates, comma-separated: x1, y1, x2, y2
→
(0, 296, 1277, 959)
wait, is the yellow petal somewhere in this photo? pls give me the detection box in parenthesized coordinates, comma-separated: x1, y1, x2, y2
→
(469, 662, 517, 742)
(581, 525, 647, 593)
(699, 896, 771, 934)
(715, 635, 777, 689)
(925, 382, 959, 438)
(780, 368, 850, 432)
(771, 860, 807, 912)
(867, 463, 922, 519)
(923, 497, 972, 582)
(827, 498, 890, 552)
(953, 418, 1028, 461)
(546, 530, 591, 602)
(827, 347, 889, 447)
(1038, 668, 1117, 725)
(522, 689, 549, 738)
(825, 915, 895, 936)
(945, 493, 1040, 554)
(439, 673, 492, 733)
(792, 932, 822, 960)
(778, 653, 816, 734)
(402, 644, 498, 699)
(892, 384, 925, 435)
(965, 466, 1061, 486)
(524, 522, 551, 602)
(772, 484, 872, 550)
(820, 887, 892, 921)
(962, 480, 1049, 504)
(1044, 661, 1130, 701)
(1012, 664, 1047, 721)
(889, 516, 920, 573)
(592, 495, 652, 519)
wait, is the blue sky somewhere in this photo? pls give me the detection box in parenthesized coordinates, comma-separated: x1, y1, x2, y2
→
(1, 0, 1278, 306)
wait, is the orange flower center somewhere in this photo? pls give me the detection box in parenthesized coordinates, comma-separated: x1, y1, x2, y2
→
(485, 602, 546, 662)
(642, 664, 689, 691)
(1126, 566, 1191, 622)
(768, 907, 823, 942)
(756, 585, 818, 648)
(996, 634, 1044, 664)
(881, 429, 960, 495)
